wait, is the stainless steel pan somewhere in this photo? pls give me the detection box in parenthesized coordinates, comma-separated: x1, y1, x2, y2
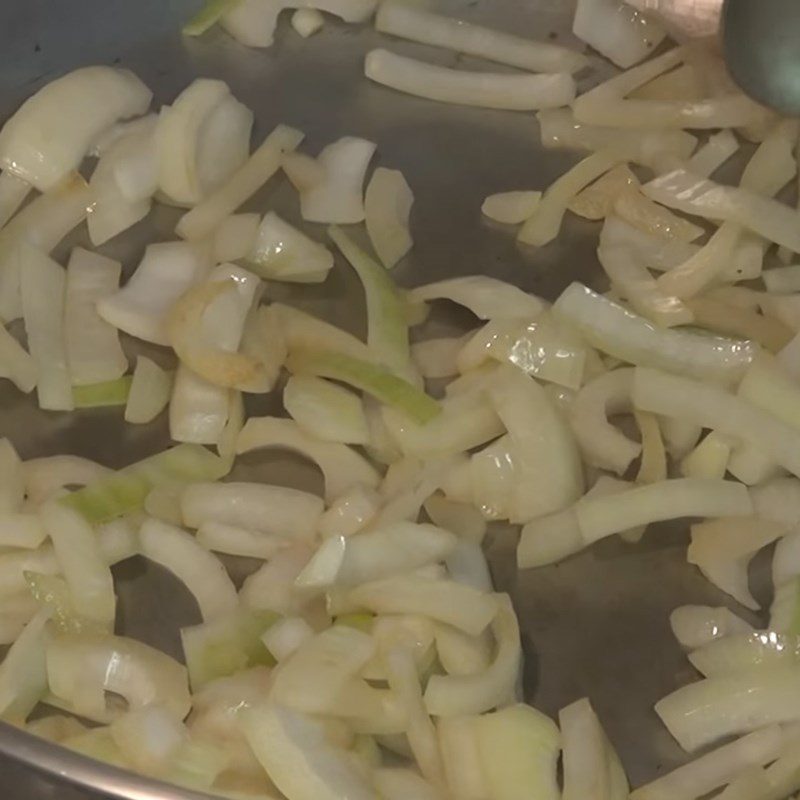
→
(0, 1, 753, 796)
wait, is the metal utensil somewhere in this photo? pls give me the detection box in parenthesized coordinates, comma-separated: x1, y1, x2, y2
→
(723, 0, 800, 115)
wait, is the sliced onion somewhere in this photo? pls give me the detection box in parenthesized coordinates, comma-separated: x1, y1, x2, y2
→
(374, 768, 442, 800)
(481, 190, 542, 225)
(220, 0, 282, 47)
(573, 47, 769, 130)
(0, 66, 152, 190)
(19, 245, 72, 411)
(669, 605, 753, 651)
(0, 609, 50, 722)
(291, 8, 325, 36)
(139, 517, 238, 621)
(569, 164, 638, 222)
(474, 704, 561, 800)
(247, 212, 333, 283)
(124, 356, 172, 425)
(300, 137, 375, 224)
(0, 439, 23, 512)
(554, 283, 756, 382)
(156, 79, 233, 206)
(488, 366, 583, 523)
(377, 2, 586, 73)
(169, 364, 231, 446)
(64, 248, 127, 386)
(687, 517, 786, 610)
(347, 575, 497, 636)
(240, 543, 315, 615)
(317, 485, 380, 539)
(573, 0, 665, 69)
(328, 225, 411, 376)
(381, 389, 502, 458)
(411, 335, 469, 380)
(237, 416, 380, 501)
(536, 108, 697, 170)
(0, 170, 31, 229)
(408, 276, 545, 321)
(241, 702, 376, 800)
(518, 151, 619, 246)
(97, 241, 211, 345)
(643, 169, 800, 253)
(46, 633, 191, 721)
(576, 479, 753, 545)
(364, 167, 413, 269)
(613, 186, 704, 243)
(0, 322, 37, 394)
(59, 444, 228, 524)
(282, 151, 325, 192)
(286, 349, 440, 425)
(181, 481, 323, 538)
(569, 368, 640, 475)
(655, 666, 800, 752)
(284, 374, 369, 445)
(176, 124, 304, 241)
(365, 49, 576, 111)
(196, 94, 253, 197)
(633, 367, 800, 480)
(213, 213, 260, 263)
(437, 716, 490, 800)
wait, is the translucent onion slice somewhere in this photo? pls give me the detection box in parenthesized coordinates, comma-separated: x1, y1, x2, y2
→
(46, 633, 191, 722)
(0, 609, 50, 722)
(0, 173, 93, 323)
(220, 0, 282, 47)
(518, 151, 619, 246)
(629, 726, 785, 800)
(64, 248, 127, 386)
(181, 481, 323, 538)
(438, 716, 490, 800)
(284, 374, 369, 445)
(19, 245, 72, 411)
(0, 66, 152, 190)
(300, 137, 376, 224)
(330, 225, 414, 376)
(407, 275, 545, 321)
(669, 605, 753, 650)
(169, 365, 231, 446)
(0, 322, 37, 394)
(291, 8, 325, 36)
(236, 416, 380, 501)
(377, 2, 586, 73)
(139, 518, 238, 621)
(685, 129, 740, 178)
(0, 171, 32, 229)
(286, 349, 440, 425)
(553, 283, 757, 382)
(176, 124, 304, 241)
(124, 356, 172, 425)
(481, 190, 542, 225)
(573, 47, 769, 130)
(569, 368, 640, 475)
(364, 167, 414, 269)
(183, 0, 243, 35)
(247, 212, 333, 283)
(156, 79, 232, 206)
(213, 213, 260, 264)
(569, 164, 638, 222)
(576, 479, 753, 545)
(196, 522, 287, 560)
(241, 703, 376, 800)
(655, 666, 800, 752)
(97, 241, 211, 345)
(488, 366, 583, 523)
(474, 704, 561, 800)
(346, 576, 497, 636)
(59, 444, 228, 523)
(72, 377, 132, 409)
(560, 696, 628, 800)
(424, 594, 518, 717)
(687, 517, 786, 610)
(643, 169, 800, 253)
(40, 502, 115, 627)
(573, 0, 665, 68)
(0, 439, 23, 513)
(633, 367, 800, 480)
(365, 49, 576, 111)
(87, 122, 153, 246)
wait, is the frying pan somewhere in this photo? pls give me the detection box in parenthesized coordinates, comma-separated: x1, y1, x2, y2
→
(0, 1, 753, 796)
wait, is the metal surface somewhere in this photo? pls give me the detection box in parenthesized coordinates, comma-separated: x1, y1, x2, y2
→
(0, 1, 764, 798)
(723, 0, 800, 115)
